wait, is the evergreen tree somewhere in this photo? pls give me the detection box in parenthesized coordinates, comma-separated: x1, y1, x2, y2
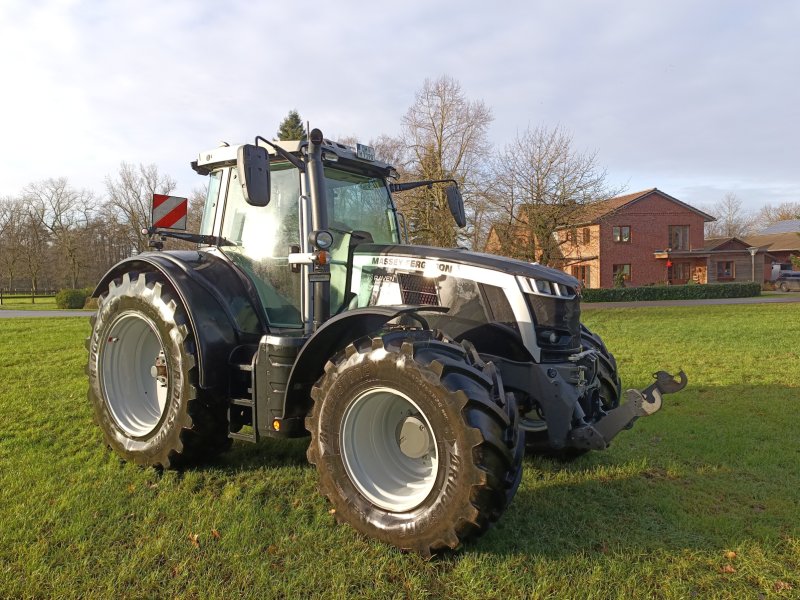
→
(276, 110, 306, 141)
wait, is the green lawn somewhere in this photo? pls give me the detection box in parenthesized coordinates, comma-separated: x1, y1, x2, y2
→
(0, 305, 797, 599)
(0, 296, 58, 310)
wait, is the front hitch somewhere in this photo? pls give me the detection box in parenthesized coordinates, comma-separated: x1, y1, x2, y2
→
(569, 370, 688, 450)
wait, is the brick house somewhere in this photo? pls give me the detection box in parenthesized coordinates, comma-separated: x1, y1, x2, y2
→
(555, 188, 719, 288)
(485, 188, 773, 288)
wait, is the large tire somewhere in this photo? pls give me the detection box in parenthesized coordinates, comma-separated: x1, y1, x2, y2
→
(306, 330, 524, 556)
(86, 271, 231, 468)
(523, 324, 622, 457)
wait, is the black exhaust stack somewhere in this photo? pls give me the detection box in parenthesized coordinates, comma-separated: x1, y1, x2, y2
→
(307, 128, 330, 329)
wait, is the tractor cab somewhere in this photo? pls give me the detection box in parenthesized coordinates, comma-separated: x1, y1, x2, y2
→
(191, 138, 402, 331)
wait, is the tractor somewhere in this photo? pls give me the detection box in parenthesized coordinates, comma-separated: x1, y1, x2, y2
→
(86, 128, 686, 555)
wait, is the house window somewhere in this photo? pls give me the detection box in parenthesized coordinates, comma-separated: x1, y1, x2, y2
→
(669, 225, 690, 250)
(612, 264, 631, 282)
(582, 228, 591, 244)
(716, 261, 735, 280)
(613, 226, 630, 243)
(571, 265, 590, 286)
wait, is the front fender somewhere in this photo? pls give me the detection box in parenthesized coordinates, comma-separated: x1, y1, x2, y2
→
(282, 305, 447, 419)
(92, 251, 265, 389)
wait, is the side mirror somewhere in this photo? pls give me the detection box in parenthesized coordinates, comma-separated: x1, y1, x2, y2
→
(237, 144, 271, 206)
(446, 185, 466, 228)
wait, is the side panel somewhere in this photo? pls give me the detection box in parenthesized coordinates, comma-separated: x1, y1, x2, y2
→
(92, 251, 265, 389)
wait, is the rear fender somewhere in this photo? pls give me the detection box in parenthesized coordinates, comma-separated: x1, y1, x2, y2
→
(92, 252, 264, 389)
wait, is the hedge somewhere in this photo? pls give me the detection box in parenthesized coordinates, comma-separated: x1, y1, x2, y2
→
(582, 282, 761, 303)
(55, 288, 93, 309)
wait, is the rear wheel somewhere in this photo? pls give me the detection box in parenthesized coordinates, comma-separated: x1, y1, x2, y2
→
(306, 330, 523, 556)
(86, 271, 231, 468)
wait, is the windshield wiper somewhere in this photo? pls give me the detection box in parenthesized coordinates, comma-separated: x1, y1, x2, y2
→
(146, 227, 237, 248)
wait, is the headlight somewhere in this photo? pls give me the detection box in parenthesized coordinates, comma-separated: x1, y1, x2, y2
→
(310, 230, 334, 250)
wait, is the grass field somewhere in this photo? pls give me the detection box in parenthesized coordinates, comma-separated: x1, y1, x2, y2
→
(0, 305, 798, 599)
(0, 296, 58, 310)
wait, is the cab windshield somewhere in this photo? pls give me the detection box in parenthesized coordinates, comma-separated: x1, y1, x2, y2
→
(324, 167, 399, 244)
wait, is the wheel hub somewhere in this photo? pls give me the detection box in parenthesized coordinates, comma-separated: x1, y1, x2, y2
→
(150, 352, 168, 387)
(397, 415, 433, 459)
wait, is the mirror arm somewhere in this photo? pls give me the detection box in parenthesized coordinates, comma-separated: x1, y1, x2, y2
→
(254, 136, 306, 172)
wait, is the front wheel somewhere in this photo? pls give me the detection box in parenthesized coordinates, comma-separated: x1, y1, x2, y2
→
(306, 330, 523, 556)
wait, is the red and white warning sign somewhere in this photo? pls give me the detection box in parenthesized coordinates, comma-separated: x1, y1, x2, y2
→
(151, 194, 188, 230)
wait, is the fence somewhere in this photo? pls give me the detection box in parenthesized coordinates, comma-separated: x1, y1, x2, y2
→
(0, 290, 58, 305)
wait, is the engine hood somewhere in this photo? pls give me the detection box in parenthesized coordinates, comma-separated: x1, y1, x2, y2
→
(353, 244, 581, 289)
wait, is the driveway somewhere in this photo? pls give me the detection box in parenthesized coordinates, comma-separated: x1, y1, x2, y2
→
(0, 310, 94, 318)
(582, 293, 800, 309)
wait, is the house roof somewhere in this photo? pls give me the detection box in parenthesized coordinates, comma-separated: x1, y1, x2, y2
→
(701, 236, 755, 252)
(758, 219, 800, 234)
(745, 231, 800, 252)
(575, 188, 716, 225)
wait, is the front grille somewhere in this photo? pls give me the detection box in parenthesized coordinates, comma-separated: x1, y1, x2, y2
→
(397, 273, 439, 305)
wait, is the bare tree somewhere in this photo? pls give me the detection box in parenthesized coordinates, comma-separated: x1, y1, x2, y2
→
(19, 206, 49, 296)
(23, 178, 96, 288)
(0, 197, 25, 290)
(753, 201, 800, 231)
(490, 125, 617, 265)
(398, 75, 493, 248)
(703, 193, 756, 238)
(104, 163, 176, 254)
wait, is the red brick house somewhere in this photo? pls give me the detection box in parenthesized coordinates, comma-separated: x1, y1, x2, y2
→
(485, 188, 773, 288)
(555, 188, 719, 287)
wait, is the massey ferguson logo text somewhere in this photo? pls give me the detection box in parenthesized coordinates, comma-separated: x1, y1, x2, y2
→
(371, 257, 453, 273)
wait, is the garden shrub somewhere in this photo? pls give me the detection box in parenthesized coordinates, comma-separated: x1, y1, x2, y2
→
(55, 288, 91, 309)
(582, 282, 761, 303)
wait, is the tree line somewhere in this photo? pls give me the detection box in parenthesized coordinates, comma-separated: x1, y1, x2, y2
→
(3, 75, 796, 293)
(702, 192, 800, 238)
(0, 165, 203, 293)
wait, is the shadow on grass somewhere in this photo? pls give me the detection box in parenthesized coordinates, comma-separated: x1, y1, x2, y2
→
(166, 383, 798, 561)
(474, 383, 799, 559)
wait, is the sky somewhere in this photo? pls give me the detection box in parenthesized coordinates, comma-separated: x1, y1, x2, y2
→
(1, 0, 798, 215)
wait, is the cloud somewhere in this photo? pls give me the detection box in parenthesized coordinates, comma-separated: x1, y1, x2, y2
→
(0, 0, 797, 210)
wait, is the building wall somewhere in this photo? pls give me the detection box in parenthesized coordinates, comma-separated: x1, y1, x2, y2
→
(597, 193, 706, 287)
(558, 224, 601, 288)
(707, 254, 765, 283)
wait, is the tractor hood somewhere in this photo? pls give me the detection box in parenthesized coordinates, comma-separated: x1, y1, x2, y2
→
(352, 244, 581, 291)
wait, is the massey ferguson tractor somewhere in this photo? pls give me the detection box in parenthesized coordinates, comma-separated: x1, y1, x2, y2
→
(86, 128, 686, 555)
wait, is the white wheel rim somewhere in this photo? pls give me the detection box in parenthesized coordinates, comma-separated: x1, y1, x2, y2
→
(101, 311, 169, 437)
(340, 387, 439, 512)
